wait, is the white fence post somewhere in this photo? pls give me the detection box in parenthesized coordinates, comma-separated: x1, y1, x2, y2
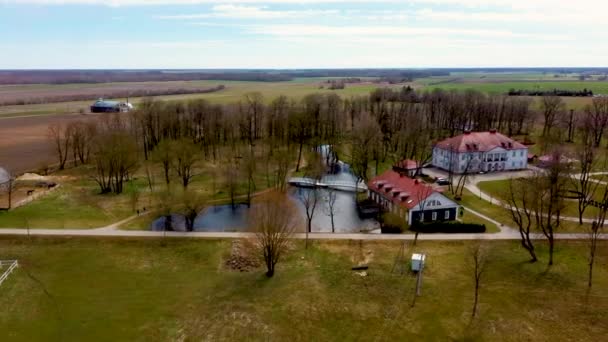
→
(0, 260, 18, 287)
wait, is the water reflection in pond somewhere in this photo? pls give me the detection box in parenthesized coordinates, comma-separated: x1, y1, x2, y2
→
(151, 204, 251, 232)
(292, 187, 379, 233)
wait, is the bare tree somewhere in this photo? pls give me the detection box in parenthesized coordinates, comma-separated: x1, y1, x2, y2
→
(588, 182, 608, 288)
(173, 139, 200, 189)
(180, 190, 206, 232)
(91, 130, 139, 194)
(68, 121, 96, 166)
(506, 178, 537, 262)
(351, 113, 382, 185)
(469, 242, 489, 319)
(299, 188, 319, 249)
(249, 191, 297, 277)
(565, 109, 577, 143)
(155, 188, 175, 237)
(151, 140, 173, 186)
(323, 188, 338, 233)
(584, 97, 608, 147)
(242, 149, 257, 208)
(540, 95, 564, 137)
(223, 158, 240, 209)
(48, 122, 71, 170)
(531, 157, 569, 266)
(272, 148, 291, 191)
(572, 117, 599, 225)
(413, 183, 434, 245)
(453, 157, 474, 198)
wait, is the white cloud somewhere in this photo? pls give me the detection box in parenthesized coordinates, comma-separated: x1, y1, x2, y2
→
(158, 4, 338, 20)
(246, 24, 572, 41)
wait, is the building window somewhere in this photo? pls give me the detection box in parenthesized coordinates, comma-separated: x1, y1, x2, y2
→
(512, 151, 516, 157)
(520, 150, 524, 157)
(432, 212, 437, 221)
(461, 154, 466, 160)
(444, 211, 450, 220)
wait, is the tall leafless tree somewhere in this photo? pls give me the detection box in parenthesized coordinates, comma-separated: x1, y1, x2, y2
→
(249, 191, 297, 277)
(572, 117, 599, 225)
(323, 188, 338, 233)
(173, 138, 200, 189)
(531, 157, 569, 266)
(506, 178, 537, 262)
(540, 95, 564, 137)
(48, 122, 71, 170)
(299, 188, 319, 250)
(469, 242, 489, 319)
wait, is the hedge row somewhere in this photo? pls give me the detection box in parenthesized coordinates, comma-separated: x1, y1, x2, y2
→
(410, 222, 486, 234)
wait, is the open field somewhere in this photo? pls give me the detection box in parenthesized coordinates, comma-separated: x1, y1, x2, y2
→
(0, 81, 225, 106)
(0, 113, 100, 173)
(0, 237, 606, 341)
(0, 79, 396, 118)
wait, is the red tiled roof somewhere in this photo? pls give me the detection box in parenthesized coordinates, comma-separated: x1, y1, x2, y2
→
(368, 170, 436, 209)
(434, 131, 526, 153)
(394, 159, 418, 170)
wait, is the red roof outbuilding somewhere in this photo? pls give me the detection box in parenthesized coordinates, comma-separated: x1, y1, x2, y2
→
(368, 170, 438, 209)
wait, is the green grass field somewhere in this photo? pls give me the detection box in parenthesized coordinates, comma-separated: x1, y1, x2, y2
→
(0, 237, 605, 341)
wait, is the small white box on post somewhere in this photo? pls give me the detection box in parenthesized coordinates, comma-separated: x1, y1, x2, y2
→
(411, 253, 426, 272)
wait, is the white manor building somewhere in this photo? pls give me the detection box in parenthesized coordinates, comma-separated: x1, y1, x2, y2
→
(432, 130, 528, 174)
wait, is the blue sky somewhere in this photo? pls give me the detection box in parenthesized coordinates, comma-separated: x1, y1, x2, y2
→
(1, 0, 606, 69)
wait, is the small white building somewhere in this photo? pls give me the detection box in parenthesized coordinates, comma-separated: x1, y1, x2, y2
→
(432, 130, 528, 174)
(0, 167, 10, 193)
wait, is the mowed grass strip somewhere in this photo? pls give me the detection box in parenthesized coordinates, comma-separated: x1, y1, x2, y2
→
(0, 237, 606, 341)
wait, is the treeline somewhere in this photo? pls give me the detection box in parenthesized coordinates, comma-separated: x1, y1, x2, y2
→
(0, 69, 448, 85)
(47, 86, 538, 198)
(0, 85, 226, 106)
(508, 88, 594, 97)
(0, 70, 291, 85)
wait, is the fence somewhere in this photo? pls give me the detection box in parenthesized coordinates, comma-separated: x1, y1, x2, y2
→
(0, 260, 18, 286)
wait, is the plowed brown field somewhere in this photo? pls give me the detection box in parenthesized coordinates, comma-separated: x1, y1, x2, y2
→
(0, 114, 98, 173)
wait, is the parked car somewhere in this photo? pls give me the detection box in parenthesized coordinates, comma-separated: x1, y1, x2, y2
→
(436, 178, 450, 186)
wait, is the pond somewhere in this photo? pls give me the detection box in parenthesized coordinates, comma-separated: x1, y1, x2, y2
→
(150, 145, 380, 233)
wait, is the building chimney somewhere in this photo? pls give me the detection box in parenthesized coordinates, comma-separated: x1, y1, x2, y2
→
(414, 179, 420, 185)
(464, 130, 471, 135)
(489, 128, 497, 134)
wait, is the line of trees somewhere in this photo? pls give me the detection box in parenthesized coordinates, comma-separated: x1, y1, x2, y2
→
(2, 85, 226, 106)
(508, 88, 594, 97)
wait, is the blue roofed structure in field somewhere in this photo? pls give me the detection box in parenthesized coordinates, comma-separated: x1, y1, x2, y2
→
(90, 98, 133, 113)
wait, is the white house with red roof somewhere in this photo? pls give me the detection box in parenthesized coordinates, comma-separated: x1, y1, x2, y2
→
(432, 130, 528, 174)
(368, 170, 459, 225)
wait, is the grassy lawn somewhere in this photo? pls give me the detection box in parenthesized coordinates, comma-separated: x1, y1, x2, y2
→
(0, 179, 136, 229)
(463, 182, 594, 233)
(459, 211, 501, 233)
(0, 143, 299, 229)
(0, 237, 605, 341)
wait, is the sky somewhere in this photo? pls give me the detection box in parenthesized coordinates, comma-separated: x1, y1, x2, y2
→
(1, 0, 607, 69)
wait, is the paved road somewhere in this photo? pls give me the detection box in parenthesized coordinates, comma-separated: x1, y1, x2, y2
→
(0, 227, 604, 241)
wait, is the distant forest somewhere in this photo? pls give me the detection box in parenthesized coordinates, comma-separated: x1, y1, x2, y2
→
(508, 88, 594, 97)
(0, 69, 450, 85)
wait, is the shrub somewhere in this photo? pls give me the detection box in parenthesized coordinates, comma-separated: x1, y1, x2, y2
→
(410, 222, 486, 234)
(380, 212, 407, 234)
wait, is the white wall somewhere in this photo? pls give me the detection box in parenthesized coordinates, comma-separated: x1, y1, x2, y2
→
(432, 147, 528, 173)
